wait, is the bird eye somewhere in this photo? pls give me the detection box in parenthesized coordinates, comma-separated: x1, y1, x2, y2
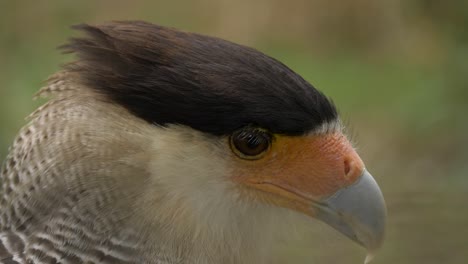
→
(230, 128, 272, 160)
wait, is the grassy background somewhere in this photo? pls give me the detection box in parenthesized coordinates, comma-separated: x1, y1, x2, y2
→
(1, 1, 467, 263)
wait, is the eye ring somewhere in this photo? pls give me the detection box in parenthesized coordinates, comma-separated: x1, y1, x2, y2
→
(230, 127, 273, 160)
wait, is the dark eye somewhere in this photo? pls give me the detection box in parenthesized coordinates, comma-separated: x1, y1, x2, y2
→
(230, 128, 272, 160)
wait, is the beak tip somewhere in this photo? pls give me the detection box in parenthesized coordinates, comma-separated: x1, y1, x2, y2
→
(364, 252, 376, 264)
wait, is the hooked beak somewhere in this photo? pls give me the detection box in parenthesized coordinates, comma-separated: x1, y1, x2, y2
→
(314, 169, 386, 252)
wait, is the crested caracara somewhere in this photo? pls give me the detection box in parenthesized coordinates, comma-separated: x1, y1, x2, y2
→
(0, 21, 386, 264)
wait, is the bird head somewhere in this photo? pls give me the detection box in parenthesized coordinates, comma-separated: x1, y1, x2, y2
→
(31, 21, 386, 262)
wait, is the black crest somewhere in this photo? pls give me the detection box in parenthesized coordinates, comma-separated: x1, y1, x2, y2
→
(62, 21, 337, 136)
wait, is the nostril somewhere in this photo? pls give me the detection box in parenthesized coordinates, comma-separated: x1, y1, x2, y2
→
(343, 152, 365, 182)
(344, 157, 352, 178)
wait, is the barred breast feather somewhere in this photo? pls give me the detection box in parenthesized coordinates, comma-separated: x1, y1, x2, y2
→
(0, 72, 171, 264)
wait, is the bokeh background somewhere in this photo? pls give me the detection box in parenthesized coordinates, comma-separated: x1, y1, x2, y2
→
(1, 1, 467, 263)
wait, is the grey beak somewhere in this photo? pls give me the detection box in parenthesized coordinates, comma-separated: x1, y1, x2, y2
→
(314, 170, 387, 252)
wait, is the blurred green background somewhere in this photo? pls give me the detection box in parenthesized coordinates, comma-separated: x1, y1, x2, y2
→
(1, 1, 467, 263)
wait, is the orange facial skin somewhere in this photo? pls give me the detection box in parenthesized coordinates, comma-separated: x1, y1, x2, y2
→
(230, 133, 365, 214)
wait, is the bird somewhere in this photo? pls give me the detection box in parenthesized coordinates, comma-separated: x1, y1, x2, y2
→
(0, 21, 386, 264)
